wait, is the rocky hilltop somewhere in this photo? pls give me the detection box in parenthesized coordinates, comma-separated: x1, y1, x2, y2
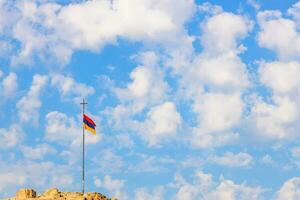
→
(5, 188, 118, 200)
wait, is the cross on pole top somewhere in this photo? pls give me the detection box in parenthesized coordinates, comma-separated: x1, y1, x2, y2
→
(80, 98, 88, 106)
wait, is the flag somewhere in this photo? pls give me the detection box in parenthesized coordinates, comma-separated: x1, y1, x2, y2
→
(83, 114, 96, 135)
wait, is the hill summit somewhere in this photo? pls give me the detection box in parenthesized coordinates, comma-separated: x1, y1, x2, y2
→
(5, 188, 117, 200)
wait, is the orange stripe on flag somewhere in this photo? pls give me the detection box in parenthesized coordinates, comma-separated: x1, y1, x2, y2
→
(84, 124, 96, 135)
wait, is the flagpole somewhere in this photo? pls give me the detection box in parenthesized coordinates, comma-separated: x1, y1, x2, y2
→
(80, 99, 88, 195)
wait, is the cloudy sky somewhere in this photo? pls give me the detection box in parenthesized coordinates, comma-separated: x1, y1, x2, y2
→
(1, 0, 300, 199)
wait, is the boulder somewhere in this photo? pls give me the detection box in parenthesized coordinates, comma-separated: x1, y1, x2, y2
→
(16, 189, 36, 199)
(41, 188, 60, 198)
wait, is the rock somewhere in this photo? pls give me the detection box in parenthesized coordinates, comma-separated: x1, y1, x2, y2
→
(6, 188, 114, 200)
(40, 188, 60, 198)
(60, 192, 83, 199)
(43, 188, 59, 195)
(85, 192, 107, 200)
(16, 189, 36, 199)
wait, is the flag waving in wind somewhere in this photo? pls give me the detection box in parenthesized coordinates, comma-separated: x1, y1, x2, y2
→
(83, 114, 96, 135)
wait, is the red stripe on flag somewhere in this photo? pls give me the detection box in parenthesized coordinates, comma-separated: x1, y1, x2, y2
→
(83, 114, 96, 126)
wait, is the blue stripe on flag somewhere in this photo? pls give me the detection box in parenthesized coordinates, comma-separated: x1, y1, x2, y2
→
(83, 118, 95, 129)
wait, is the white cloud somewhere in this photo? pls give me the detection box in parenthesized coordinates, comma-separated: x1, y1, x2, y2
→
(17, 74, 48, 125)
(92, 149, 124, 173)
(94, 175, 128, 200)
(190, 54, 249, 92)
(291, 146, 300, 159)
(246, 0, 261, 10)
(191, 130, 240, 149)
(128, 154, 175, 173)
(174, 11, 250, 99)
(104, 104, 136, 130)
(206, 179, 263, 200)
(193, 93, 243, 133)
(174, 181, 199, 200)
(164, 11, 251, 149)
(0, 39, 13, 58)
(56, 0, 186, 49)
(211, 152, 253, 168)
(250, 96, 299, 139)
(94, 175, 124, 191)
(105, 52, 174, 146)
(202, 11, 249, 60)
(114, 134, 134, 149)
(257, 10, 300, 61)
(45, 111, 78, 144)
(166, 9, 253, 129)
(45, 111, 101, 146)
(171, 171, 264, 200)
(3, 0, 195, 66)
(201, 12, 252, 56)
(51, 74, 95, 103)
(172, 172, 212, 200)
(179, 156, 205, 169)
(276, 177, 300, 200)
(0, 1, 15, 35)
(2, 72, 18, 97)
(45, 110, 101, 165)
(115, 52, 168, 111)
(253, 3, 300, 143)
(104, 10, 251, 150)
(117, 65, 166, 104)
(288, 2, 300, 28)
(134, 187, 164, 200)
(138, 102, 181, 146)
(290, 146, 300, 168)
(0, 172, 26, 194)
(191, 93, 243, 149)
(0, 159, 74, 197)
(20, 143, 56, 160)
(127, 67, 153, 98)
(260, 154, 274, 165)
(44, 110, 101, 165)
(260, 61, 300, 94)
(198, 2, 223, 15)
(0, 124, 23, 149)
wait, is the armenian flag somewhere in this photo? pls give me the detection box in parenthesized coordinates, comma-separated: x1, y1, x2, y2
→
(83, 114, 96, 135)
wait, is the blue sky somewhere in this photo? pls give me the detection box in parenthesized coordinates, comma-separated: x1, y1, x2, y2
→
(1, 0, 300, 199)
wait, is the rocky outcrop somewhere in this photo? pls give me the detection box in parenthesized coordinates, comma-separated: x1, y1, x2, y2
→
(16, 189, 37, 199)
(5, 188, 118, 200)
